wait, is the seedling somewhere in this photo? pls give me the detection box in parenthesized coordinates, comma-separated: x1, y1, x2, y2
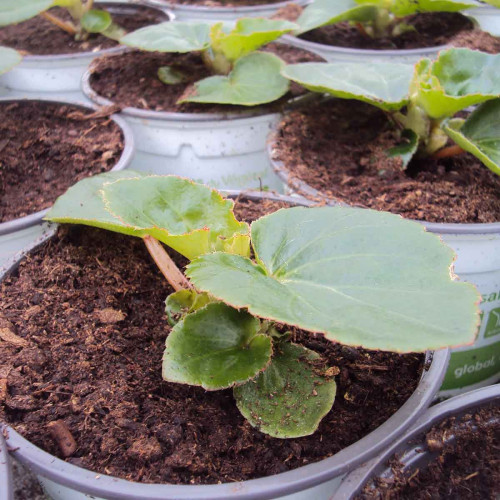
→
(294, 0, 480, 39)
(0, 0, 125, 41)
(119, 18, 299, 105)
(45, 172, 480, 438)
(283, 48, 500, 175)
(0, 46, 22, 74)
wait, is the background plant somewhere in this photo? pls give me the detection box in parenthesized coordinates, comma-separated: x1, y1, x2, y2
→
(46, 172, 480, 438)
(283, 48, 500, 175)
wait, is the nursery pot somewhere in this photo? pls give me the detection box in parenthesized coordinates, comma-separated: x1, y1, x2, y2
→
(154, 0, 309, 23)
(270, 138, 500, 397)
(0, 431, 14, 500)
(467, 4, 500, 36)
(0, 97, 135, 271)
(333, 383, 500, 499)
(0, 2, 172, 102)
(0, 191, 449, 500)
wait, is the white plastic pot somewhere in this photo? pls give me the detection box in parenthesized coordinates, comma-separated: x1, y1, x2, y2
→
(270, 137, 500, 397)
(0, 432, 13, 500)
(156, 0, 309, 23)
(0, 97, 135, 271)
(467, 4, 500, 36)
(82, 66, 286, 191)
(0, 190, 449, 500)
(0, 2, 172, 102)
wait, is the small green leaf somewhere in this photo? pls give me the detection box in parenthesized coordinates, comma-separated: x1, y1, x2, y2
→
(443, 99, 500, 176)
(187, 207, 480, 353)
(81, 9, 111, 33)
(101, 22, 126, 41)
(210, 18, 298, 62)
(181, 52, 289, 106)
(120, 21, 211, 53)
(234, 342, 336, 438)
(387, 129, 419, 168)
(158, 66, 188, 85)
(165, 290, 213, 325)
(0, 46, 22, 74)
(282, 62, 412, 112)
(0, 0, 53, 25)
(162, 303, 272, 390)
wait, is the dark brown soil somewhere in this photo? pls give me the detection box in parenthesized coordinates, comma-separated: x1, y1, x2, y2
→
(273, 99, 500, 223)
(0, 100, 124, 223)
(0, 4, 168, 56)
(449, 29, 500, 54)
(162, 0, 288, 6)
(358, 405, 500, 499)
(88, 43, 324, 113)
(0, 198, 424, 485)
(300, 13, 474, 50)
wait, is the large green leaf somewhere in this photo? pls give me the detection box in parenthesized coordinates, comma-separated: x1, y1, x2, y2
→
(443, 99, 500, 176)
(282, 62, 412, 112)
(120, 22, 211, 53)
(181, 52, 289, 106)
(234, 342, 336, 438)
(0, 0, 54, 25)
(187, 207, 480, 353)
(162, 303, 272, 390)
(295, 0, 377, 35)
(0, 46, 22, 74)
(415, 49, 500, 119)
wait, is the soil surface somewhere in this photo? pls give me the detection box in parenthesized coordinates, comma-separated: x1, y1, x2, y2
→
(0, 4, 168, 56)
(273, 99, 500, 223)
(88, 43, 324, 113)
(358, 405, 500, 499)
(449, 29, 500, 54)
(162, 0, 289, 6)
(299, 13, 474, 50)
(0, 198, 424, 485)
(0, 100, 124, 223)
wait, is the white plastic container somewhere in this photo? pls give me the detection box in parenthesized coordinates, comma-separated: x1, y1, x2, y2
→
(0, 2, 171, 102)
(467, 4, 500, 36)
(0, 97, 135, 271)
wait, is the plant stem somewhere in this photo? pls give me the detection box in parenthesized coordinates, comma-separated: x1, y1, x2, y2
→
(432, 145, 465, 160)
(143, 236, 192, 292)
(86, 0, 94, 10)
(41, 12, 77, 35)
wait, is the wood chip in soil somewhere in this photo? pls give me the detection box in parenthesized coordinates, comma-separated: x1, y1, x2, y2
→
(0, 198, 424, 485)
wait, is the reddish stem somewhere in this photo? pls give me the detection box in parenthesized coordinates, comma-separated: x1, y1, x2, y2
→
(432, 145, 466, 160)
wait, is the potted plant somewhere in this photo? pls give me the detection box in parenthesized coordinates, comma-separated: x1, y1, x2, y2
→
(0, 172, 478, 499)
(270, 47, 500, 396)
(152, 0, 310, 23)
(0, 0, 170, 100)
(82, 18, 323, 190)
(280, 0, 496, 63)
(333, 383, 499, 499)
(0, 97, 134, 269)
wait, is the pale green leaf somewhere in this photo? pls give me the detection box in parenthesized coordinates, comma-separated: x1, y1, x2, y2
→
(158, 66, 188, 85)
(443, 99, 500, 176)
(234, 342, 336, 438)
(187, 207, 480, 353)
(0, 0, 53, 25)
(120, 21, 211, 53)
(81, 9, 111, 33)
(0, 46, 22, 74)
(181, 52, 289, 106)
(162, 303, 272, 390)
(282, 62, 412, 112)
(387, 0, 479, 17)
(165, 289, 214, 325)
(387, 129, 419, 168)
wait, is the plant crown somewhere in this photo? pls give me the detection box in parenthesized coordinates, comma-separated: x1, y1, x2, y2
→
(283, 48, 500, 175)
(120, 18, 298, 106)
(46, 172, 480, 438)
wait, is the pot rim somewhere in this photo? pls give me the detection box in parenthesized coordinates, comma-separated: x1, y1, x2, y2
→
(333, 383, 500, 500)
(160, 0, 309, 14)
(0, 97, 135, 237)
(268, 129, 500, 234)
(0, 190, 449, 500)
(17, 1, 174, 62)
(0, 430, 13, 500)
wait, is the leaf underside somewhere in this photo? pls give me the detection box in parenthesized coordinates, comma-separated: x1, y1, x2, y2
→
(0, 0, 53, 26)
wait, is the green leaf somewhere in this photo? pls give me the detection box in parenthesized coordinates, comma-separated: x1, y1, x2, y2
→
(415, 49, 500, 119)
(181, 52, 289, 106)
(234, 342, 336, 438)
(210, 18, 298, 62)
(120, 21, 211, 53)
(0, 46, 22, 74)
(295, 0, 377, 35)
(187, 207, 480, 353)
(0, 0, 53, 25)
(158, 66, 188, 85)
(282, 62, 412, 112)
(387, 129, 419, 168)
(162, 303, 272, 390)
(482, 0, 500, 6)
(81, 8, 111, 33)
(387, 0, 479, 17)
(443, 99, 500, 176)
(165, 289, 214, 325)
